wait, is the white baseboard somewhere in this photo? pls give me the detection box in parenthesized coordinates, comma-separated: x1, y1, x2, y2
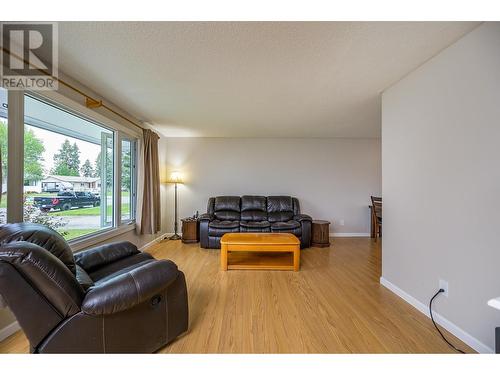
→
(331, 233, 370, 237)
(0, 321, 20, 342)
(380, 277, 493, 354)
(151, 232, 370, 241)
(138, 231, 171, 252)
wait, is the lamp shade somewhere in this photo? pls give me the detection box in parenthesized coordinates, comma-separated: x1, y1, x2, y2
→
(488, 297, 500, 311)
(167, 171, 184, 184)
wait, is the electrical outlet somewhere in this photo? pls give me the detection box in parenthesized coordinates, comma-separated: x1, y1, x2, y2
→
(339, 219, 345, 226)
(439, 279, 449, 297)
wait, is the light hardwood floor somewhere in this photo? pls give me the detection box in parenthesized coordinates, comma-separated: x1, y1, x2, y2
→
(0, 238, 473, 353)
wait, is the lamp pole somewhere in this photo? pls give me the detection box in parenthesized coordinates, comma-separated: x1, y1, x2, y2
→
(169, 182, 181, 240)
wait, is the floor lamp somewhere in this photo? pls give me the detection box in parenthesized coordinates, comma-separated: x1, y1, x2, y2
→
(168, 171, 184, 240)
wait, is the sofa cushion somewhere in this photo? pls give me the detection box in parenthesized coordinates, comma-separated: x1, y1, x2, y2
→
(209, 220, 240, 229)
(240, 210, 267, 221)
(214, 196, 241, 220)
(88, 252, 154, 282)
(93, 259, 156, 285)
(214, 211, 240, 220)
(270, 220, 300, 230)
(240, 220, 270, 229)
(270, 220, 302, 236)
(208, 220, 240, 237)
(267, 196, 294, 222)
(74, 241, 139, 273)
(240, 221, 270, 233)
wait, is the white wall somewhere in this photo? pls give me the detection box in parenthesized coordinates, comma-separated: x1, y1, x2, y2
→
(382, 22, 500, 352)
(162, 137, 381, 235)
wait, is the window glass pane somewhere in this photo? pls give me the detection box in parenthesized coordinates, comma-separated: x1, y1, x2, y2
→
(23, 95, 114, 241)
(101, 133, 114, 227)
(121, 139, 134, 221)
(0, 88, 7, 224)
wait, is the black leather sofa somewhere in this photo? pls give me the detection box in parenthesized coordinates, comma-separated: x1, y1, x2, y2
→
(200, 195, 312, 249)
(0, 223, 188, 353)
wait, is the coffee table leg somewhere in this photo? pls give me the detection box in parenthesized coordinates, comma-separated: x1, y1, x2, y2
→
(221, 243, 228, 271)
(293, 246, 300, 271)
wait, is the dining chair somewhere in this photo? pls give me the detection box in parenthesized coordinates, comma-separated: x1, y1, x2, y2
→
(370, 196, 382, 242)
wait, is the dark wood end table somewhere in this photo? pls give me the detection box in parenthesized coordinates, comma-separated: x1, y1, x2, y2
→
(181, 218, 199, 243)
(311, 220, 331, 248)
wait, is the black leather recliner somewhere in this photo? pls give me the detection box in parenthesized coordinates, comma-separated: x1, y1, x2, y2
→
(200, 195, 312, 249)
(0, 223, 188, 353)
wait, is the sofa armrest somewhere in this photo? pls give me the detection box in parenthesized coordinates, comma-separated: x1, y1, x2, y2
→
(82, 260, 179, 315)
(294, 214, 312, 222)
(199, 214, 211, 248)
(74, 241, 139, 273)
(295, 214, 312, 248)
(199, 213, 212, 221)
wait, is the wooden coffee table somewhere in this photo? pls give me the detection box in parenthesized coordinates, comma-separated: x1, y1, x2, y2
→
(220, 233, 300, 271)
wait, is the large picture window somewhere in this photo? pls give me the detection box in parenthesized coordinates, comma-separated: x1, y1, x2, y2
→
(0, 90, 138, 244)
(22, 94, 122, 241)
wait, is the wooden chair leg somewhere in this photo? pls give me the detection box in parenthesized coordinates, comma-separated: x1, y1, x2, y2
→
(370, 208, 376, 238)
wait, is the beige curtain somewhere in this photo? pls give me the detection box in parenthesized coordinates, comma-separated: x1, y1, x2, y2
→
(136, 129, 161, 234)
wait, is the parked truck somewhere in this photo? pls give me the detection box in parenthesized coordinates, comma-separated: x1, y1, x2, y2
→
(34, 191, 100, 212)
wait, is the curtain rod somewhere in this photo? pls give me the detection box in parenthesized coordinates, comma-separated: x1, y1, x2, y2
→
(0, 47, 144, 132)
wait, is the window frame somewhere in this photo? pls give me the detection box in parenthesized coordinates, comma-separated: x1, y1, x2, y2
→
(120, 136, 137, 225)
(0, 87, 11, 224)
(6, 89, 140, 251)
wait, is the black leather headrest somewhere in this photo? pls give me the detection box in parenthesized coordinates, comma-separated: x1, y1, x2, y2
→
(0, 223, 76, 275)
(267, 196, 293, 213)
(0, 241, 84, 315)
(214, 196, 241, 212)
(241, 196, 266, 211)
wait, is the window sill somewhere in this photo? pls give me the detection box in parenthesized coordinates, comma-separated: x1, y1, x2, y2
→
(70, 223, 136, 253)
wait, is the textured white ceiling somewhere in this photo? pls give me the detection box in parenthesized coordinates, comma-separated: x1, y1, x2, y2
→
(58, 22, 479, 138)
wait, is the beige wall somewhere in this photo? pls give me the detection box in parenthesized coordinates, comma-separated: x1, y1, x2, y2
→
(162, 137, 381, 235)
(382, 22, 500, 352)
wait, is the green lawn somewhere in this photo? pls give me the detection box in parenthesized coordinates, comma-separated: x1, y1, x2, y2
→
(1, 190, 132, 241)
(51, 205, 107, 216)
(50, 203, 130, 217)
(59, 228, 97, 241)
